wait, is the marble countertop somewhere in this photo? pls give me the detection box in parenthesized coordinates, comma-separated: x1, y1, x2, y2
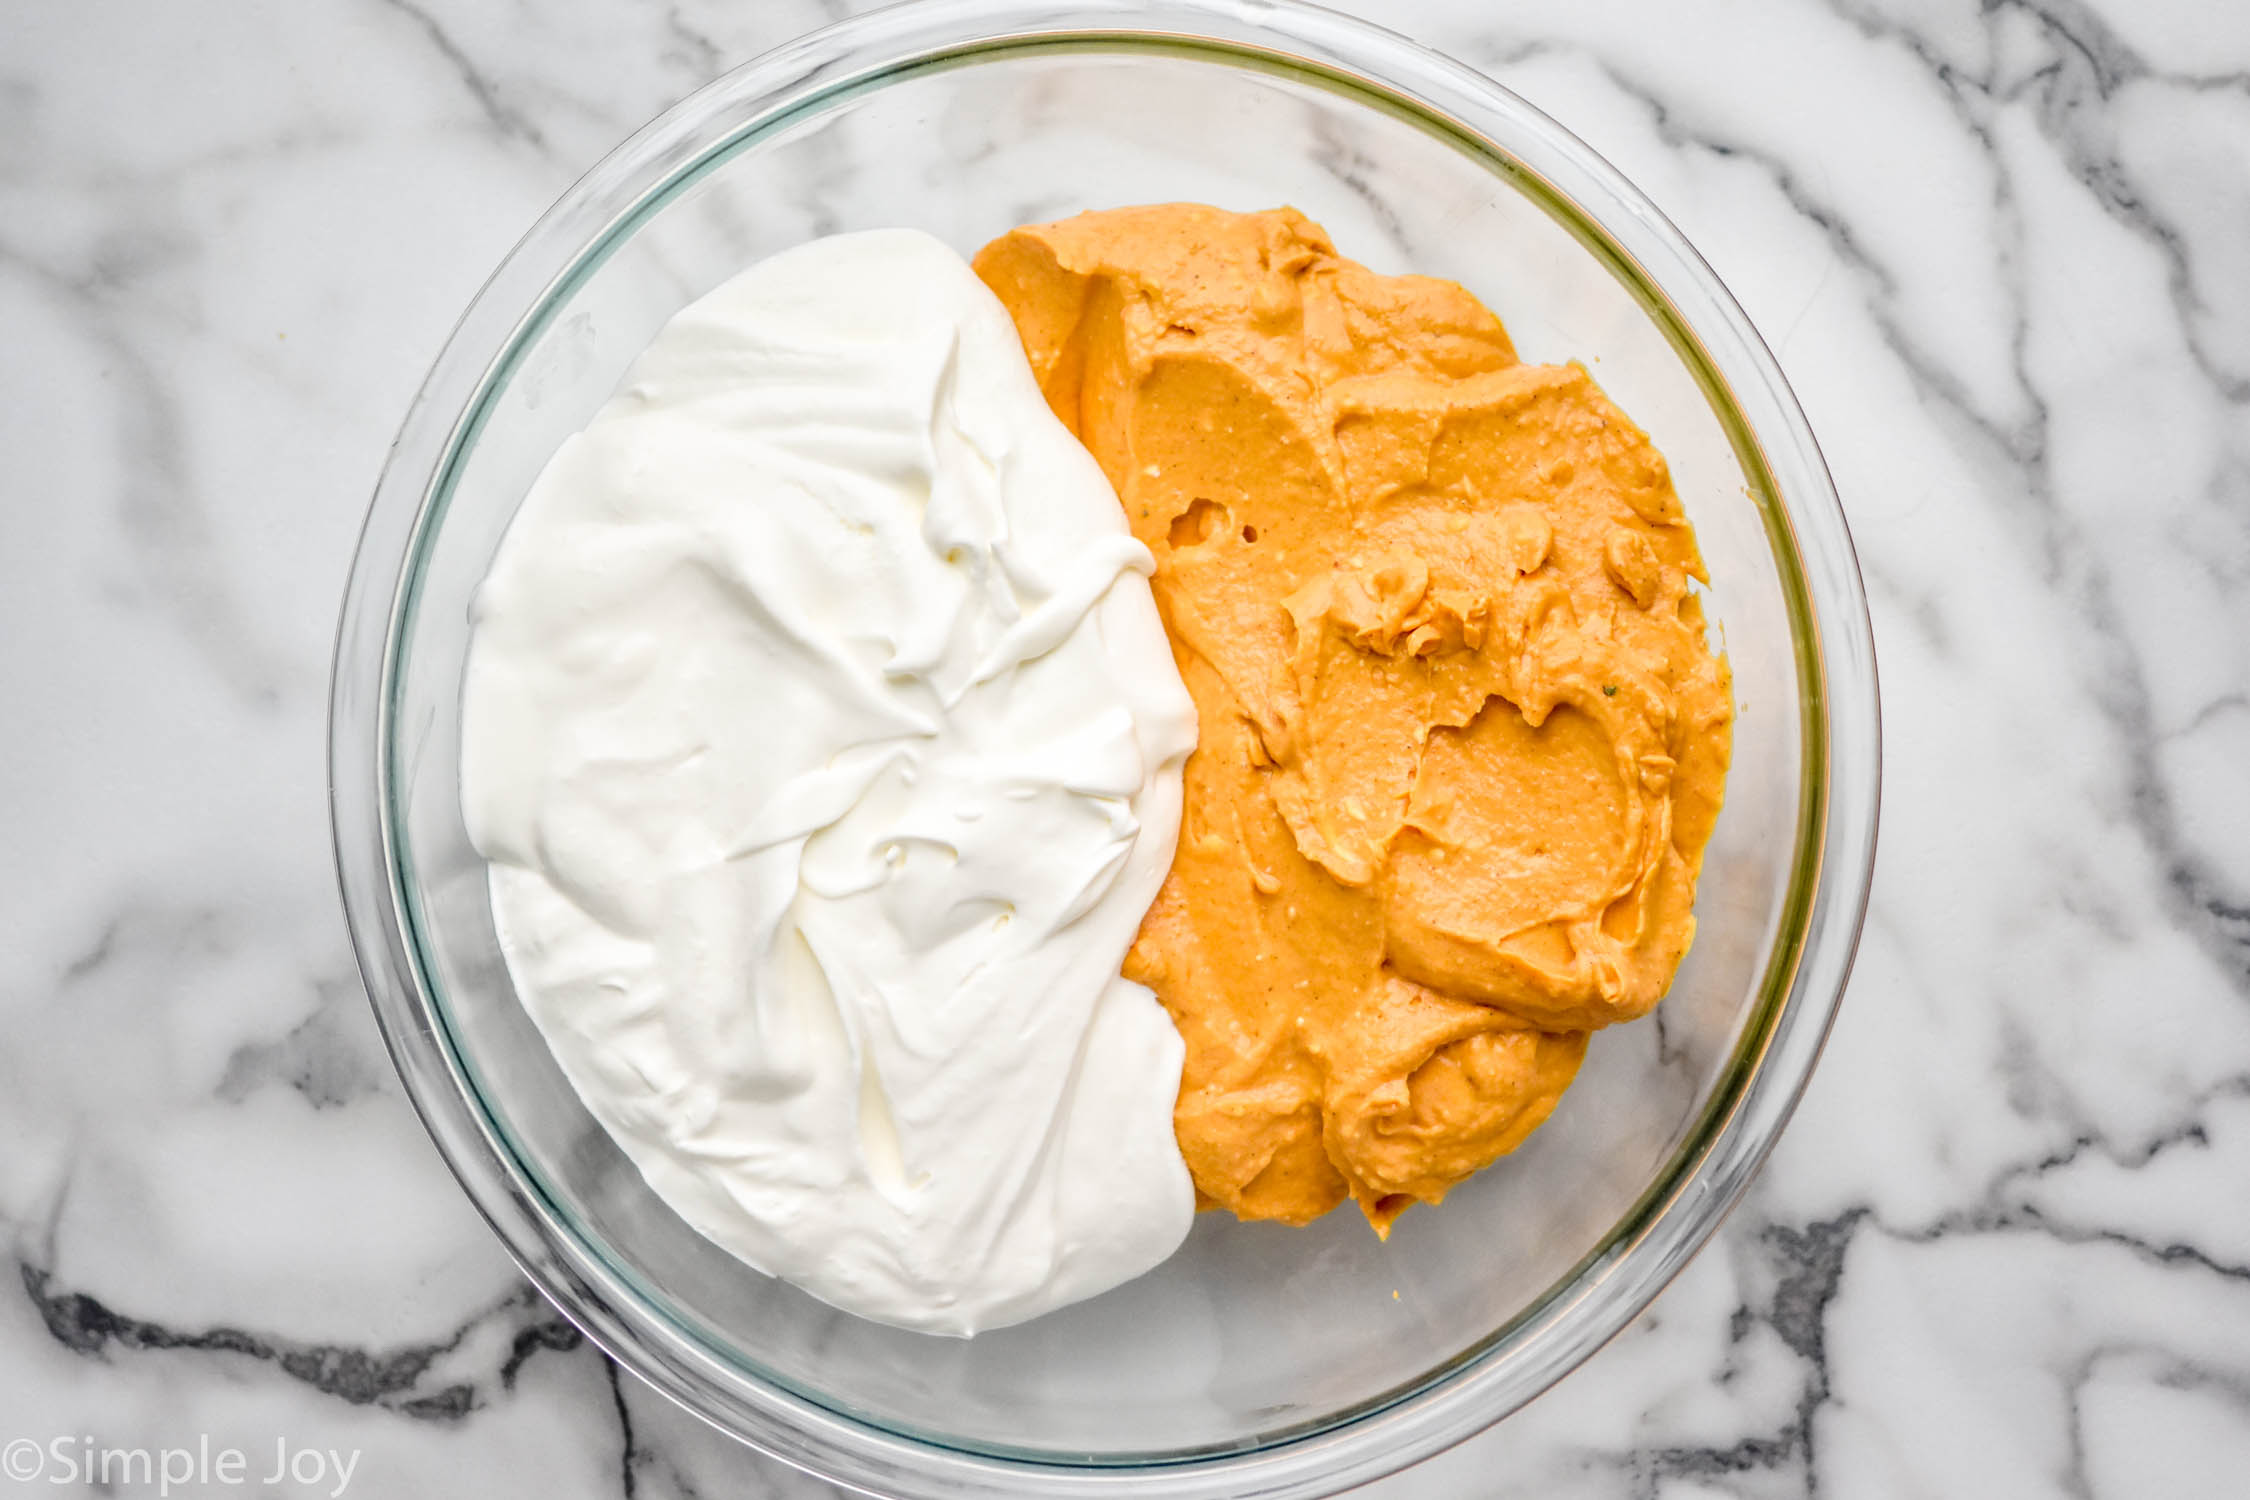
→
(6, 0, 2248, 1495)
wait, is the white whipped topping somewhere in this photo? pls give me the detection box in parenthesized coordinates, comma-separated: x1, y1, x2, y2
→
(459, 229, 1198, 1335)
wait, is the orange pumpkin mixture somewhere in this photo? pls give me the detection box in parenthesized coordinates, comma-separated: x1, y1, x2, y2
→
(976, 205, 1732, 1231)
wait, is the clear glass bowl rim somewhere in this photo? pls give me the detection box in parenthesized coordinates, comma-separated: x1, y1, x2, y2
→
(328, 2, 1883, 1496)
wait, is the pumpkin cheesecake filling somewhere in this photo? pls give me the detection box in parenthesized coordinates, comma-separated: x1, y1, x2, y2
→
(976, 205, 1733, 1233)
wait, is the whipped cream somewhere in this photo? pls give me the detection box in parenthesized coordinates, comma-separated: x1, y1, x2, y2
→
(459, 229, 1198, 1335)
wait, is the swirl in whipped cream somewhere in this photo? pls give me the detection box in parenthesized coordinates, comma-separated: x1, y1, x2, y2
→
(460, 229, 1197, 1335)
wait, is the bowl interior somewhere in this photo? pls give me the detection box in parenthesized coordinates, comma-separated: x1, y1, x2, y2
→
(384, 40, 1814, 1460)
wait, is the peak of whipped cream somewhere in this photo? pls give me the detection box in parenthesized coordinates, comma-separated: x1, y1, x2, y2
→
(460, 228, 1198, 1335)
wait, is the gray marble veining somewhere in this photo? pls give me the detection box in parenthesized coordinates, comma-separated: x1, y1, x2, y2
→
(3, 0, 2248, 1495)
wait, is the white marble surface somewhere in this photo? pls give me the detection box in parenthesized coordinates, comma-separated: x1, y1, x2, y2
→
(4, 0, 2249, 1495)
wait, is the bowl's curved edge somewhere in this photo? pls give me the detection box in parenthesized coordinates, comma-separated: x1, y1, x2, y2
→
(329, 2, 1885, 1496)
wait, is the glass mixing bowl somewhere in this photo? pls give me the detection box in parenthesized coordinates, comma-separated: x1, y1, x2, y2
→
(330, 1, 1880, 1494)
